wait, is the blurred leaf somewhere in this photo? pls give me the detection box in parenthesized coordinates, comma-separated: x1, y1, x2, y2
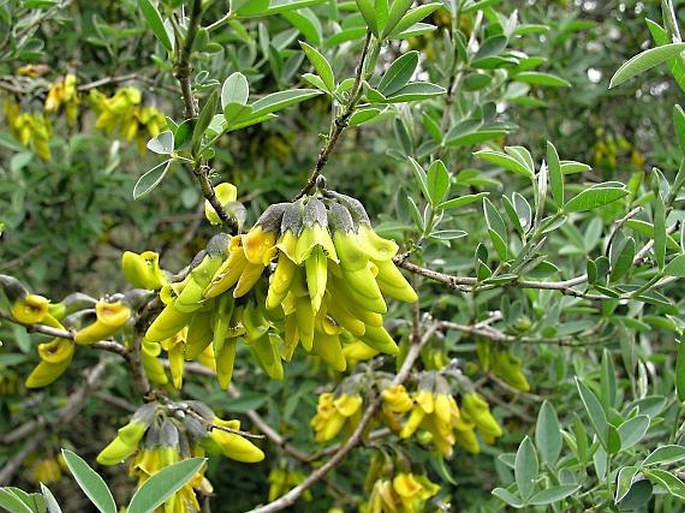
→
(514, 71, 571, 87)
(138, 0, 173, 52)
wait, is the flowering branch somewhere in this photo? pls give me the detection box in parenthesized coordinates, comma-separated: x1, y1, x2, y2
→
(248, 321, 441, 513)
(173, 0, 238, 233)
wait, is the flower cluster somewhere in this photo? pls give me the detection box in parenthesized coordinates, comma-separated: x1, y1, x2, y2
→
(89, 87, 166, 152)
(476, 340, 530, 392)
(140, 190, 417, 388)
(268, 460, 312, 502)
(3, 99, 52, 159)
(398, 374, 502, 456)
(310, 391, 363, 443)
(98, 400, 264, 513)
(363, 473, 440, 513)
(44, 73, 80, 125)
(0, 275, 135, 387)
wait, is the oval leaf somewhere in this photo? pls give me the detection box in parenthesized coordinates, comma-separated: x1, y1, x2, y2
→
(62, 450, 116, 513)
(133, 160, 172, 199)
(127, 458, 206, 513)
(610, 42, 685, 88)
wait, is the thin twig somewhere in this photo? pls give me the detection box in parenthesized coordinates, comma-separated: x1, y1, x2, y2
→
(0, 358, 109, 483)
(173, 0, 238, 232)
(296, 31, 373, 199)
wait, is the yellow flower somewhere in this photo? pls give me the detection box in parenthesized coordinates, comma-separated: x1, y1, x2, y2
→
(310, 392, 363, 443)
(121, 250, 167, 289)
(205, 417, 265, 463)
(74, 300, 131, 344)
(461, 392, 502, 441)
(204, 182, 237, 225)
(10, 294, 50, 324)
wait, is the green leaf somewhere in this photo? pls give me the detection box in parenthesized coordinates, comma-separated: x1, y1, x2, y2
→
(664, 253, 685, 277)
(446, 129, 508, 148)
(426, 160, 450, 205)
(600, 348, 617, 408)
(62, 450, 117, 513)
(618, 415, 649, 450)
(547, 141, 563, 207)
(654, 191, 666, 269)
(515, 436, 538, 501)
(300, 42, 335, 92)
(642, 444, 685, 466)
(250, 89, 322, 117)
(610, 237, 635, 282)
(382, 0, 412, 37)
(677, 340, 685, 402)
(483, 197, 508, 260)
(356, 0, 377, 35)
(408, 157, 431, 202)
(219, 392, 268, 412)
(192, 88, 219, 151)
(462, 72, 493, 91)
(529, 485, 578, 506)
(535, 401, 562, 465)
(575, 378, 608, 447)
(514, 71, 571, 87)
(221, 72, 250, 110)
(138, 0, 173, 52)
(475, 149, 534, 178)
(430, 229, 467, 240)
(382, 82, 446, 103)
(561, 160, 592, 174)
(646, 18, 685, 94)
(387, 3, 442, 38)
(643, 469, 685, 500)
(615, 466, 639, 503)
(40, 485, 61, 513)
(438, 192, 489, 210)
(492, 488, 524, 508)
(146, 130, 174, 155)
(283, 9, 322, 45)
(618, 480, 653, 511)
(377, 51, 419, 96)
(610, 42, 685, 88)
(349, 107, 384, 126)
(673, 105, 685, 156)
(564, 184, 628, 212)
(128, 458, 206, 513)
(0, 489, 34, 513)
(607, 424, 622, 455)
(133, 160, 172, 200)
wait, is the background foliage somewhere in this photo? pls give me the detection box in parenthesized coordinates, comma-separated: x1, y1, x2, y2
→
(1, 0, 685, 512)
